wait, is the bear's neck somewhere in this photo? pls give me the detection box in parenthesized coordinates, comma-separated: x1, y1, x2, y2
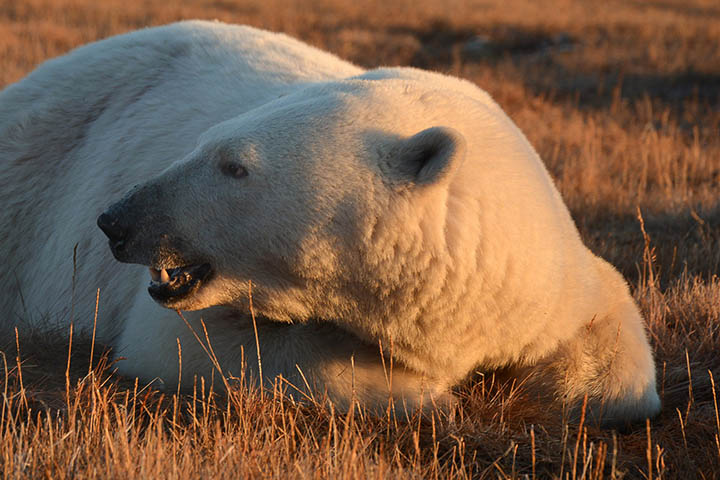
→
(318, 189, 495, 384)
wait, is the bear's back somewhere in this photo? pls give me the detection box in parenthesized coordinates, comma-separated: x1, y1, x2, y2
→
(0, 21, 361, 130)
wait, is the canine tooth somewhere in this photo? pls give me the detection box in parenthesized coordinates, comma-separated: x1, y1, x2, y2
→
(160, 268, 170, 283)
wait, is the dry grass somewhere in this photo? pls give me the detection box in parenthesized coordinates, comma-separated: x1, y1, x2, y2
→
(1, 0, 719, 477)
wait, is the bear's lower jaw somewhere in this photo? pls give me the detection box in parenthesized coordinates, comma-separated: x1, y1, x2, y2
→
(147, 263, 213, 308)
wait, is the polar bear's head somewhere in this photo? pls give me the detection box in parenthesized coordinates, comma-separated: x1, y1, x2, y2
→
(98, 77, 479, 322)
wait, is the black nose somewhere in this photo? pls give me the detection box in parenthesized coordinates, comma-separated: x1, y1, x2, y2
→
(97, 212, 127, 244)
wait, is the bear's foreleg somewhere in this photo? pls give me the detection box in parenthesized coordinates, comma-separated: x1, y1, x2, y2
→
(113, 303, 451, 413)
(520, 295, 661, 427)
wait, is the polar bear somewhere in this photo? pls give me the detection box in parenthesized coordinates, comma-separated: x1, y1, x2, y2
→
(0, 21, 659, 425)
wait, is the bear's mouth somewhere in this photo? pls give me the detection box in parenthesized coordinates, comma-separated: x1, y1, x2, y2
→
(147, 263, 213, 307)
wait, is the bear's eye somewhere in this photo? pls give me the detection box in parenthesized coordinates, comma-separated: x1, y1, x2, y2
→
(220, 162, 248, 179)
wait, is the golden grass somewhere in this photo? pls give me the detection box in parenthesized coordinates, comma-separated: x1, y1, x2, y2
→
(1, 0, 720, 477)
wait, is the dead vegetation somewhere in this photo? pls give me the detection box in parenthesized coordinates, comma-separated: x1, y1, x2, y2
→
(1, 0, 719, 477)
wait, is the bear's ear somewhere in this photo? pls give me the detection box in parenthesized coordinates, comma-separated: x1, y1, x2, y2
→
(385, 126, 466, 186)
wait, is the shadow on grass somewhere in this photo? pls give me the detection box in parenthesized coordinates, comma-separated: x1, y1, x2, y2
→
(326, 20, 720, 119)
(573, 203, 720, 287)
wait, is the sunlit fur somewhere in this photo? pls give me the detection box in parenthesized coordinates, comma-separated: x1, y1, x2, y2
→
(0, 21, 659, 425)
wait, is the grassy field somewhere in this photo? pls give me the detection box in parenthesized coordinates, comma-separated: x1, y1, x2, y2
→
(1, 0, 719, 477)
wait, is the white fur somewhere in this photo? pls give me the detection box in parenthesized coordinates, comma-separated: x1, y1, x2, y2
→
(0, 21, 659, 424)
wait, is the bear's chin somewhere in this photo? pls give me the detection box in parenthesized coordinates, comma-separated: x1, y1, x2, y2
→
(151, 296, 211, 311)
